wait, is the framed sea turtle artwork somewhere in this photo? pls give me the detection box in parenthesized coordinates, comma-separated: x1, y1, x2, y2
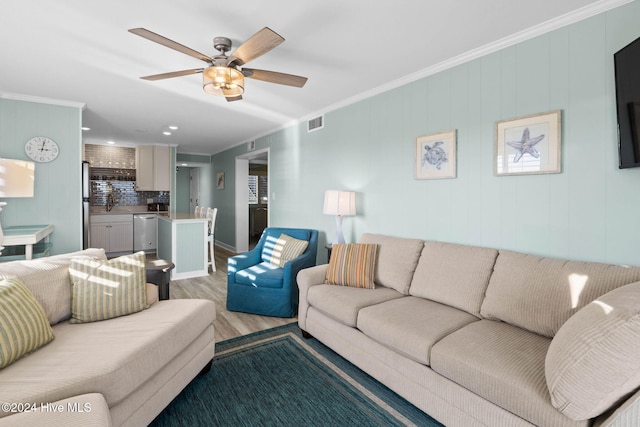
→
(415, 130, 457, 179)
(495, 110, 562, 176)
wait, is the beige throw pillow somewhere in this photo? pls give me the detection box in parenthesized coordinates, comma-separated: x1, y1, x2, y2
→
(69, 252, 148, 323)
(0, 277, 54, 369)
(266, 233, 309, 268)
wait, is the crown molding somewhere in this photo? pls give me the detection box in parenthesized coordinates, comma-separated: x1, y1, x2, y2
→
(233, 0, 632, 152)
(305, 0, 634, 123)
(0, 92, 86, 110)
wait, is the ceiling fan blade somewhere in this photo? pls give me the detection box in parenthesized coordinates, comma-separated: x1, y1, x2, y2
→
(140, 69, 204, 81)
(243, 68, 307, 87)
(228, 27, 284, 66)
(129, 28, 211, 63)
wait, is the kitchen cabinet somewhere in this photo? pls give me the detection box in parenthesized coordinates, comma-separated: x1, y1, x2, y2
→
(136, 145, 171, 191)
(90, 214, 133, 254)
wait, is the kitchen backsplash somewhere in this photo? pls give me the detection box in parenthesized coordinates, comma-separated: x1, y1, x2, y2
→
(86, 144, 170, 207)
(85, 144, 136, 169)
(91, 181, 170, 207)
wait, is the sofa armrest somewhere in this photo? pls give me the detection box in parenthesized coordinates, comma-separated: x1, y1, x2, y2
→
(297, 264, 329, 330)
(594, 387, 640, 427)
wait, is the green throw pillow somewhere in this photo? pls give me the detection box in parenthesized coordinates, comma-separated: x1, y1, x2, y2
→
(325, 243, 379, 289)
(69, 252, 148, 323)
(0, 277, 54, 369)
(267, 233, 309, 268)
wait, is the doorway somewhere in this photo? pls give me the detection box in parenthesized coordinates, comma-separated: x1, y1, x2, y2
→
(235, 148, 269, 253)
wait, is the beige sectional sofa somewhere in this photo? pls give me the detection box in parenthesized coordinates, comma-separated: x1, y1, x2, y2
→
(298, 233, 640, 427)
(0, 249, 216, 427)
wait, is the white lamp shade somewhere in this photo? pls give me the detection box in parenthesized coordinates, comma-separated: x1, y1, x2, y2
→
(323, 190, 356, 216)
(0, 159, 35, 197)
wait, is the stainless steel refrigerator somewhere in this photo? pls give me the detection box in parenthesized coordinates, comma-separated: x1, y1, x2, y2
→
(82, 161, 91, 249)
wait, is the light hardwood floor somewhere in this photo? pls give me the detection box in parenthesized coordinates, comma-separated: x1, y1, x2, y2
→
(168, 246, 297, 342)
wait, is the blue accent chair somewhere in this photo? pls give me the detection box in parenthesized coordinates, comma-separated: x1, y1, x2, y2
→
(227, 227, 318, 317)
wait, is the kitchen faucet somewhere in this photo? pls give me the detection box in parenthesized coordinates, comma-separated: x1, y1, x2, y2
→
(106, 193, 115, 212)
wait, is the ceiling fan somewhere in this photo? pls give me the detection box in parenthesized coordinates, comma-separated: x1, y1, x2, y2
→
(128, 27, 308, 102)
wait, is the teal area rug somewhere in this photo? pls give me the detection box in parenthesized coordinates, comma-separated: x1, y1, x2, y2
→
(150, 323, 443, 426)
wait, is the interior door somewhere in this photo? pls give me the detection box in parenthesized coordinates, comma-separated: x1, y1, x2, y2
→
(190, 168, 200, 214)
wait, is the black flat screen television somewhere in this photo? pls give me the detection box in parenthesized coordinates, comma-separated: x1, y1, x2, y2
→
(615, 36, 640, 169)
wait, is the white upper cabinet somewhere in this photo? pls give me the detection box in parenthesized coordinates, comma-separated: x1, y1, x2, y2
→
(136, 145, 170, 191)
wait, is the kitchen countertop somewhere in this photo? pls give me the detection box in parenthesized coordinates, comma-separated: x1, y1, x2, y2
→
(90, 205, 168, 215)
(157, 212, 206, 222)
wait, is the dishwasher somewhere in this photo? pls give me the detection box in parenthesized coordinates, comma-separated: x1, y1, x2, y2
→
(133, 214, 157, 253)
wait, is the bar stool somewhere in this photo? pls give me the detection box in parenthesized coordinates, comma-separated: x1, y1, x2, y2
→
(206, 207, 218, 272)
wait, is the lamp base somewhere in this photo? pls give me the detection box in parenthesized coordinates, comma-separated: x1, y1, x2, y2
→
(332, 215, 346, 245)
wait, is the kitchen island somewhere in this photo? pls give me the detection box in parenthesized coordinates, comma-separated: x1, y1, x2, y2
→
(157, 213, 208, 280)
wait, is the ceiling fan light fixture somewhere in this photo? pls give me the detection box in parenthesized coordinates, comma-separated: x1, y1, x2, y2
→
(203, 66, 244, 97)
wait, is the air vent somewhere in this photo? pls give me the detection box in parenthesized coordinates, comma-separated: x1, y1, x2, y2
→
(307, 115, 324, 132)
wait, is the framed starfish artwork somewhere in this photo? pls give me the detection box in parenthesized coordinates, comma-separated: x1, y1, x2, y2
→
(415, 129, 457, 179)
(495, 110, 562, 176)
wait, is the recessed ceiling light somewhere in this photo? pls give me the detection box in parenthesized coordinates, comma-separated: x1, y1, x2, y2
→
(168, 125, 179, 130)
(107, 141, 115, 145)
(163, 131, 172, 136)
(81, 127, 91, 131)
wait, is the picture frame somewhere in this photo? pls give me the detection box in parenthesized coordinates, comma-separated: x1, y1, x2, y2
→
(415, 130, 457, 179)
(495, 110, 562, 176)
(216, 172, 225, 190)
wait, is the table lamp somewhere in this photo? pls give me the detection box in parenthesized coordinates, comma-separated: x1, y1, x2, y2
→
(0, 159, 35, 255)
(323, 190, 356, 244)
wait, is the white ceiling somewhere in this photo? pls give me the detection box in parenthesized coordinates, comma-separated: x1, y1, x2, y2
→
(0, 0, 627, 155)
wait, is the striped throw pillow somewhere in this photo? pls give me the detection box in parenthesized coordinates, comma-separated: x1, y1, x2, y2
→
(69, 252, 148, 324)
(0, 277, 54, 369)
(267, 234, 309, 268)
(325, 243, 379, 289)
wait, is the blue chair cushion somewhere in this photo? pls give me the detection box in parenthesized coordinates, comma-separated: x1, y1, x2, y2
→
(235, 262, 285, 289)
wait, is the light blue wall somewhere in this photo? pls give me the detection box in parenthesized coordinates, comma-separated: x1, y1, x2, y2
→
(198, 162, 213, 209)
(0, 98, 83, 255)
(212, 2, 640, 266)
(175, 153, 214, 212)
(175, 166, 191, 213)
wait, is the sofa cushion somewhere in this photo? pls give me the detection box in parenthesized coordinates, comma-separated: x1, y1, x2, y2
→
(307, 284, 403, 327)
(357, 296, 478, 365)
(266, 233, 309, 268)
(431, 320, 585, 427)
(545, 282, 640, 421)
(69, 252, 148, 323)
(409, 241, 497, 317)
(0, 299, 216, 412)
(480, 250, 640, 337)
(235, 262, 284, 288)
(325, 243, 378, 289)
(0, 277, 54, 369)
(0, 248, 107, 325)
(358, 233, 424, 294)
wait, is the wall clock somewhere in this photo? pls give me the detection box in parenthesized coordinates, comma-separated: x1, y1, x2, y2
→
(25, 136, 59, 162)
